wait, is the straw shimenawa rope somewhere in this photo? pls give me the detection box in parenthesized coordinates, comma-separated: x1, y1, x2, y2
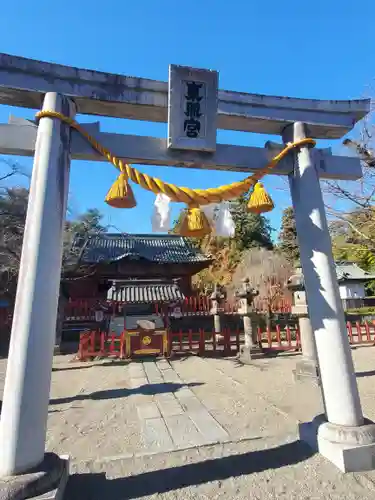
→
(35, 110, 316, 206)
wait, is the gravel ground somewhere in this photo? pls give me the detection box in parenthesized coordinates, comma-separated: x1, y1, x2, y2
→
(2, 348, 375, 498)
(66, 435, 375, 500)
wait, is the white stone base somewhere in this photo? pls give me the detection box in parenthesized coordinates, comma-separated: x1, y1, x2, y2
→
(32, 455, 69, 500)
(300, 415, 375, 472)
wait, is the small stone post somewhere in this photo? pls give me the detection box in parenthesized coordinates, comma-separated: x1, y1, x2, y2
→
(237, 278, 261, 363)
(210, 284, 225, 342)
(287, 270, 319, 384)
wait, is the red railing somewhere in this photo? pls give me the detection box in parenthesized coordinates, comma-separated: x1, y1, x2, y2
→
(76, 320, 375, 361)
(346, 321, 375, 345)
(257, 324, 300, 351)
(168, 328, 240, 356)
(157, 296, 240, 316)
(63, 297, 295, 321)
(78, 330, 125, 361)
(167, 321, 375, 357)
(65, 299, 98, 321)
(168, 325, 299, 355)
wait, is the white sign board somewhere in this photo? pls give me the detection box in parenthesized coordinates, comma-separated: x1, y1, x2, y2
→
(168, 64, 218, 152)
(125, 315, 164, 330)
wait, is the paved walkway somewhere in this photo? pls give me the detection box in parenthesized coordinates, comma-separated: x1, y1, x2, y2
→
(126, 359, 229, 451)
(40, 355, 300, 462)
(2, 349, 375, 498)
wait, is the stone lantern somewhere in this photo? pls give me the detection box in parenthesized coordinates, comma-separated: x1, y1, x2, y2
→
(287, 269, 319, 383)
(236, 278, 261, 363)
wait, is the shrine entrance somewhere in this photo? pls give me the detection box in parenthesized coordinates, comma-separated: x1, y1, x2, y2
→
(0, 52, 374, 491)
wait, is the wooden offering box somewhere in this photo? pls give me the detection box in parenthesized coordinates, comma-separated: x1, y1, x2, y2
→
(125, 319, 168, 358)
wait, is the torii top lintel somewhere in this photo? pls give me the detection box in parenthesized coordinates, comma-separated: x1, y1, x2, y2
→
(0, 53, 369, 139)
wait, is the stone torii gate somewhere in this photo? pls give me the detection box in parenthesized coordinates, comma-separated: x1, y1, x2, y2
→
(0, 53, 374, 492)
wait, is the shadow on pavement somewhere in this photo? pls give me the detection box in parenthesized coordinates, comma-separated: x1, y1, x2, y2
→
(64, 440, 314, 499)
(356, 369, 375, 378)
(52, 361, 129, 372)
(50, 382, 203, 405)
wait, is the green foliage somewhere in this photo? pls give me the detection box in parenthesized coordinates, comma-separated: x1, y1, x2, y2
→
(330, 207, 375, 273)
(229, 194, 273, 251)
(0, 188, 107, 297)
(188, 196, 274, 291)
(346, 307, 375, 315)
(0, 188, 29, 298)
(278, 206, 300, 265)
(67, 208, 107, 237)
(329, 207, 375, 295)
(170, 197, 273, 252)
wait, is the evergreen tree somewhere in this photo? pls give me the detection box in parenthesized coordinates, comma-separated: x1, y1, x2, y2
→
(67, 208, 107, 237)
(278, 206, 300, 264)
(229, 194, 273, 251)
(170, 196, 273, 251)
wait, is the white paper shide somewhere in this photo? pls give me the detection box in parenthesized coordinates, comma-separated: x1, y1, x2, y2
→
(152, 194, 171, 232)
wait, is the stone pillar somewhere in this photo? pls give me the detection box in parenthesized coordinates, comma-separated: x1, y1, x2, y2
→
(213, 313, 222, 336)
(284, 122, 375, 473)
(287, 271, 319, 383)
(237, 278, 262, 363)
(298, 316, 317, 362)
(0, 93, 74, 493)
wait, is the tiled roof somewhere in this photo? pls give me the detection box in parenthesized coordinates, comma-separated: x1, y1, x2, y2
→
(74, 233, 211, 265)
(335, 262, 375, 282)
(107, 281, 185, 303)
(292, 262, 375, 287)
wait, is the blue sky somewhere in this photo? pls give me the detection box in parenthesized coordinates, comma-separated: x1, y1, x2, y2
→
(1, 0, 374, 239)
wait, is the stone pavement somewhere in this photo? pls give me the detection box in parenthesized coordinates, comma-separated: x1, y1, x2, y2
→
(126, 358, 229, 452)
(3, 349, 375, 498)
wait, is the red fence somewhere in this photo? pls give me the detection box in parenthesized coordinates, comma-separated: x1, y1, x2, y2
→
(155, 297, 239, 316)
(167, 327, 301, 355)
(77, 320, 375, 361)
(168, 328, 241, 356)
(168, 322, 375, 355)
(64, 296, 292, 320)
(77, 328, 241, 360)
(257, 324, 300, 351)
(76, 326, 300, 360)
(64, 300, 98, 321)
(347, 321, 375, 345)
(78, 330, 125, 360)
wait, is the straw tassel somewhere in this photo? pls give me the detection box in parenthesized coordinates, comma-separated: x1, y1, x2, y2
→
(177, 206, 212, 238)
(247, 182, 274, 214)
(105, 172, 136, 208)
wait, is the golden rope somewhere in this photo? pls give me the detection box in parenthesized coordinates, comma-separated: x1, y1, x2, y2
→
(35, 110, 316, 206)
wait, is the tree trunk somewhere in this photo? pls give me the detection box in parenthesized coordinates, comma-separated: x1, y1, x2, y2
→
(266, 303, 273, 330)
